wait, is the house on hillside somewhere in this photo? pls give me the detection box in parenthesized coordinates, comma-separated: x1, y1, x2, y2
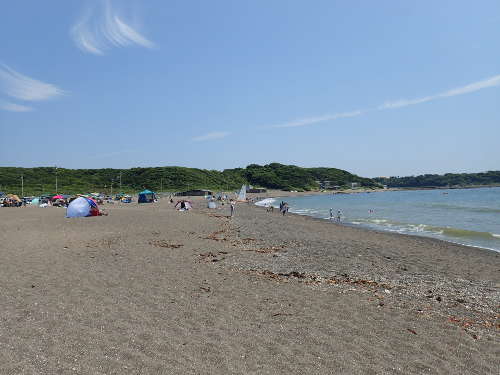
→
(316, 180, 335, 189)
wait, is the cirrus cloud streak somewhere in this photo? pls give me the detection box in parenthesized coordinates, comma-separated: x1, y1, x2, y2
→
(0, 100, 33, 112)
(71, 0, 155, 55)
(272, 110, 364, 128)
(379, 74, 500, 109)
(0, 63, 65, 102)
(192, 131, 231, 142)
(270, 74, 500, 129)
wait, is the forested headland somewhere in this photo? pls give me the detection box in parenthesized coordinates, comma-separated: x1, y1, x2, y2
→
(0, 163, 378, 196)
(374, 171, 500, 188)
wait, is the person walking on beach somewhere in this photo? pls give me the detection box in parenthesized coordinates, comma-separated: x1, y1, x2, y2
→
(329, 208, 334, 220)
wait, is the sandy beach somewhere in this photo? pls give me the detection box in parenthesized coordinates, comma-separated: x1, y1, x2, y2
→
(0, 198, 498, 374)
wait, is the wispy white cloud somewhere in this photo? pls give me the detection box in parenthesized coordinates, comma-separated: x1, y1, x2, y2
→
(71, 0, 155, 55)
(269, 74, 500, 129)
(271, 110, 364, 128)
(379, 74, 500, 110)
(192, 131, 231, 142)
(0, 100, 33, 112)
(0, 64, 65, 102)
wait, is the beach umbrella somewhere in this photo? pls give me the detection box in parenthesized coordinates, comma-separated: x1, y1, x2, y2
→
(52, 194, 64, 200)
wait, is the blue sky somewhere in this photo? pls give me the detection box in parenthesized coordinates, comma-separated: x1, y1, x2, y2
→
(0, 0, 499, 177)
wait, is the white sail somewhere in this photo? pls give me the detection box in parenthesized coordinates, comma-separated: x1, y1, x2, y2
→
(237, 185, 246, 201)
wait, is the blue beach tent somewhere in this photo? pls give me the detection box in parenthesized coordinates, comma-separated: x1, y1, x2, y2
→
(138, 189, 156, 203)
(66, 197, 99, 217)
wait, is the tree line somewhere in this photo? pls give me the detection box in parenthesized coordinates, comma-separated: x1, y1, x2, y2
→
(374, 171, 500, 188)
(0, 163, 378, 196)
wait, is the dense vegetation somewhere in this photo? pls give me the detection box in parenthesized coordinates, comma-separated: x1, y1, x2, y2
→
(374, 171, 500, 188)
(0, 163, 377, 196)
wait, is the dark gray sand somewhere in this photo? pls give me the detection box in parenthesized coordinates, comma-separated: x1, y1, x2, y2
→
(0, 199, 498, 374)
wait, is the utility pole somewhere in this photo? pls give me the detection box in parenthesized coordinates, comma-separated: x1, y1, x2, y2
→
(160, 177, 163, 193)
(21, 174, 24, 197)
(110, 179, 113, 196)
(55, 166, 58, 193)
(119, 172, 122, 192)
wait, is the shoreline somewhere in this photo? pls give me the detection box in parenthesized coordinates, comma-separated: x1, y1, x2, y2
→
(251, 188, 500, 254)
(256, 201, 500, 255)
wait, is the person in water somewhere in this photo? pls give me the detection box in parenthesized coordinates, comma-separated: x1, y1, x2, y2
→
(336, 210, 342, 222)
(330, 208, 334, 220)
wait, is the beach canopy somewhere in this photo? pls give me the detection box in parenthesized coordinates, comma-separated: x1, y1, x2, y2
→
(138, 189, 155, 203)
(52, 194, 64, 200)
(31, 197, 40, 206)
(66, 197, 100, 218)
(7, 194, 21, 202)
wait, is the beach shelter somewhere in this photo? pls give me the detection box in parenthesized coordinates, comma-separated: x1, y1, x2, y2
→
(175, 200, 192, 211)
(138, 189, 155, 203)
(52, 194, 64, 200)
(31, 197, 40, 206)
(66, 197, 100, 218)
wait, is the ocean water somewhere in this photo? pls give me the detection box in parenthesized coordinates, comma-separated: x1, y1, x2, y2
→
(256, 187, 500, 252)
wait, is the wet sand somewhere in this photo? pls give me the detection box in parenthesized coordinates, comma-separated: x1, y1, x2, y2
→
(0, 199, 498, 374)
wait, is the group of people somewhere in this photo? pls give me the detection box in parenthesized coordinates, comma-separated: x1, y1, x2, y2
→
(330, 208, 342, 222)
(1, 197, 23, 207)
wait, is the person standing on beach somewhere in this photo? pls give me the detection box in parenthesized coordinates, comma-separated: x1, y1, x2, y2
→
(281, 202, 289, 216)
(336, 210, 342, 222)
(230, 199, 235, 217)
(330, 208, 334, 220)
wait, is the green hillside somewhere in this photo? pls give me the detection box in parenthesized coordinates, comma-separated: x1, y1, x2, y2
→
(0, 163, 378, 196)
(374, 171, 500, 188)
